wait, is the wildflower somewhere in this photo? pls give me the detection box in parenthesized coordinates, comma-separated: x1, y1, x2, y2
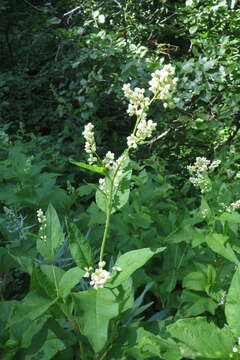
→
(37, 209, 46, 224)
(232, 347, 238, 353)
(187, 157, 221, 194)
(83, 267, 93, 278)
(226, 200, 240, 213)
(82, 123, 97, 165)
(122, 84, 150, 118)
(102, 151, 115, 169)
(127, 118, 157, 149)
(112, 266, 122, 272)
(149, 65, 178, 108)
(90, 262, 111, 290)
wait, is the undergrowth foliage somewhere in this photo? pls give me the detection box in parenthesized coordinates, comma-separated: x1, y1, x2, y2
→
(1, 1, 240, 359)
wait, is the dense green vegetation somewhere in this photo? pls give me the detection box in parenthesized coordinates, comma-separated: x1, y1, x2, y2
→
(1, 1, 240, 359)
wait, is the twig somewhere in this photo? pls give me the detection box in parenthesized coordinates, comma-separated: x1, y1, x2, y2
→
(23, 0, 44, 12)
(148, 128, 171, 145)
(63, 6, 81, 17)
(214, 119, 240, 151)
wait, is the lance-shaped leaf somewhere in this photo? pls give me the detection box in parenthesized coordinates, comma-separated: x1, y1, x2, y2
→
(67, 221, 93, 269)
(225, 266, 240, 336)
(108, 247, 165, 288)
(70, 159, 107, 175)
(206, 233, 239, 265)
(72, 288, 119, 353)
(37, 203, 64, 260)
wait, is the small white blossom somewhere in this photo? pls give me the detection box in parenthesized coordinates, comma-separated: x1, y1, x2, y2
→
(83, 266, 93, 278)
(232, 346, 238, 353)
(112, 266, 122, 272)
(90, 268, 111, 290)
(226, 200, 240, 213)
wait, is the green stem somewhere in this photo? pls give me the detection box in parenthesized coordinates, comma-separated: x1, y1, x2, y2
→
(99, 180, 114, 262)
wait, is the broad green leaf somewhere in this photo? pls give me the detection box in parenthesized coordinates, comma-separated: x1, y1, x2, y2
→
(21, 315, 51, 349)
(59, 266, 84, 298)
(24, 329, 66, 360)
(37, 203, 64, 260)
(167, 317, 234, 359)
(0, 349, 18, 360)
(72, 288, 119, 353)
(177, 290, 217, 317)
(32, 264, 64, 299)
(225, 266, 240, 336)
(206, 233, 239, 265)
(67, 221, 93, 268)
(108, 247, 165, 288)
(183, 263, 209, 292)
(0, 301, 17, 334)
(70, 159, 106, 175)
(8, 291, 56, 326)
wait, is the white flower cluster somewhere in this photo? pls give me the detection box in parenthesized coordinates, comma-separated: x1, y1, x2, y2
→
(37, 209, 47, 241)
(98, 154, 125, 193)
(84, 261, 122, 290)
(226, 200, 240, 213)
(37, 209, 46, 224)
(122, 84, 150, 118)
(187, 157, 221, 193)
(127, 118, 157, 149)
(82, 123, 97, 165)
(149, 65, 178, 108)
(232, 338, 240, 354)
(102, 151, 115, 169)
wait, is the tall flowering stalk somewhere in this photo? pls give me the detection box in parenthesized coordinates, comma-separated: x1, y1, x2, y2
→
(80, 64, 178, 289)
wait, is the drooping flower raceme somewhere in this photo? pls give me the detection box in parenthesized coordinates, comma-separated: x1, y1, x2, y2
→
(84, 261, 122, 290)
(82, 123, 97, 165)
(187, 157, 221, 193)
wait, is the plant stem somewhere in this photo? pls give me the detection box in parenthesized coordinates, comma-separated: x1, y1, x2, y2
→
(99, 180, 114, 262)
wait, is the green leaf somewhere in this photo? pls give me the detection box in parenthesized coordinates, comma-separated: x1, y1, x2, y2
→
(189, 25, 198, 34)
(177, 290, 217, 317)
(167, 317, 234, 359)
(67, 221, 93, 268)
(72, 288, 119, 353)
(24, 329, 66, 360)
(47, 17, 61, 25)
(70, 159, 107, 175)
(183, 263, 209, 292)
(108, 247, 165, 288)
(37, 203, 64, 260)
(32, 264, 64, 299)
(59, 266, 84, 298)
(225, 266, 240, 336)
(206, 233, 239, 265)
(8, 291, 56, 327)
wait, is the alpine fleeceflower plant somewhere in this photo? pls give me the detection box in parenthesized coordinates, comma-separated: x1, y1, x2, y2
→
(80, 65, 178, 290)
(187, 157, 221, 193)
